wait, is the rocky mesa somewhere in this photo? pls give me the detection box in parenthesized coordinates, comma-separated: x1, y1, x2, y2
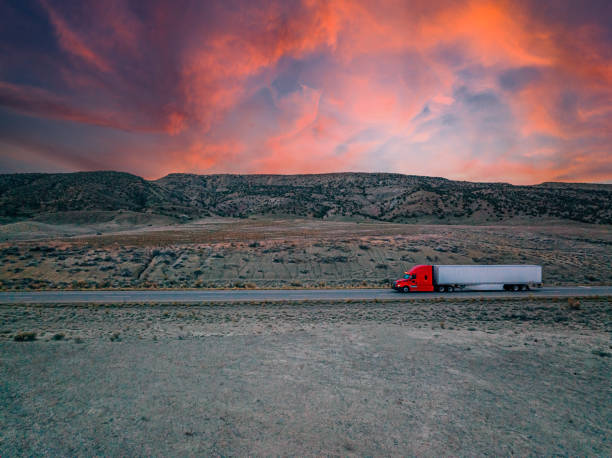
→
(1, 171, 610, 224)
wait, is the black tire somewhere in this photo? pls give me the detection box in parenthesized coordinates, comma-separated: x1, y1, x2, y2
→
(402, 286, 410, 293)
(439, 285, 447, 293)
(447, 286, 454, 293)
(512, 285, 520, 292)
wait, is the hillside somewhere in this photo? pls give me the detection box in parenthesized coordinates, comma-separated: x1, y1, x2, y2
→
(0, 171, 610, 224)
(0, 171, 179, 217)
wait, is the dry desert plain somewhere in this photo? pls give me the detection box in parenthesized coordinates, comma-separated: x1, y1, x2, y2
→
(0, 216, 611, 290)
(1, 296, 611, 455)
(1, 217, 611, 455)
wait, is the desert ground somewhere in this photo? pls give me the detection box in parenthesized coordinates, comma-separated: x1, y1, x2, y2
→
(1, 216, 611, 290)
(1, 214, 610, 455)
(1, 296, 610, 455)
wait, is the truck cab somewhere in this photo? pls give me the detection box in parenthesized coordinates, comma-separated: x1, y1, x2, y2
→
(392, 265, 434, 292)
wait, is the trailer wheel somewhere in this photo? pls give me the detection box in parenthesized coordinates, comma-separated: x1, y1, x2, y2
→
(439, 286, 446, 293)
(402, 286, 410, 293)
(512, 285, 520, 292)
(447, 286, 454, 293)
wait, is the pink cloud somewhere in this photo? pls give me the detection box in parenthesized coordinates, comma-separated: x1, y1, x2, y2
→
(0, 0, 610, 183)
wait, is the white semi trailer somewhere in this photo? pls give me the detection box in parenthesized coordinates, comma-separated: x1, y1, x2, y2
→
(435, 264, 542, 291)
(393, 264, 543, 292)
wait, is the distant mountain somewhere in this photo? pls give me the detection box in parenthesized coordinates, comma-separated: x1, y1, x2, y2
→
(0, 171, 610, 224)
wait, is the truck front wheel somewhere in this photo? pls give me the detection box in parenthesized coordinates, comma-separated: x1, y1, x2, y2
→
(402, 286, 410, 293)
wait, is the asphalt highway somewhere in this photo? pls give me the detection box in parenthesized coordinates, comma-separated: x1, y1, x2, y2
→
(0, 286, 610, 304)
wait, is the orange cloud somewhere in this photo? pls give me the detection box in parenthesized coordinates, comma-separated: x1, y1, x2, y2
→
(0, 0, 610, 183)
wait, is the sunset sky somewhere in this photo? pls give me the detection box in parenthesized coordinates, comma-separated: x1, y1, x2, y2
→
(0, 0, 611, 184)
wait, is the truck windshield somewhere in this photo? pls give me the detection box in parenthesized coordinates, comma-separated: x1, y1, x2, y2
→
(403, 274, 413, 279)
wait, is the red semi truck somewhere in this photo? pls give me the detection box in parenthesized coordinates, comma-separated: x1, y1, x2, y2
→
(393, 264, 543, 293)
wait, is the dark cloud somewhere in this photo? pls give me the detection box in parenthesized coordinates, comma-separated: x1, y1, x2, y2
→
(454, 87, 504, 112)
(519, 0, 612, 48)
(499, 66, 541, 92)
(272, 58, 307, 96)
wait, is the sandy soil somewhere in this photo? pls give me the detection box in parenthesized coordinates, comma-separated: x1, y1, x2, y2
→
(1, 297, 610, 455)
(1, 218, 611, 290)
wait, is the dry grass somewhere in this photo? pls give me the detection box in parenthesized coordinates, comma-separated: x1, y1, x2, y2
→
(13, 331, 36, 342)
(1, 219, 611, 291)
(568, 297, 581, 310)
